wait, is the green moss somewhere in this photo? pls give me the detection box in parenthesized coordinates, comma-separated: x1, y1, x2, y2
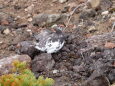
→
(0, 60, 54, 86)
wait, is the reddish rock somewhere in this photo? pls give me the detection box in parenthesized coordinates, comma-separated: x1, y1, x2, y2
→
(1, 19, 9, 25)
(0, 55, 31, 75)
(104, 42, 115, 49)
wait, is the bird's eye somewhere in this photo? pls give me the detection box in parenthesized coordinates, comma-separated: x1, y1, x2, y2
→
(36, 39, 39, 42)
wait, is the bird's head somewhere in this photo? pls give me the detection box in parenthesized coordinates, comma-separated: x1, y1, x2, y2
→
(52, 24, 65, 34)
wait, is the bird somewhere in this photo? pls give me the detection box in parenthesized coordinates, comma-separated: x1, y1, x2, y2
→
(35, 25, 66, 53)
(34, 29, 52, 41)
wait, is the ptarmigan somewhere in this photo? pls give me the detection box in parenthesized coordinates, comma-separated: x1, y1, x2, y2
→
(35, 26, 65, 53)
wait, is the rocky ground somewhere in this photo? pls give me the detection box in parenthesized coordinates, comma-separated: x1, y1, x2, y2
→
(0, 0, 115, 86)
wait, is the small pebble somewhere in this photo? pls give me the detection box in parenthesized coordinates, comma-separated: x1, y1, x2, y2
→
(59, 0, 67, 3)
(27, 14, 31, 17)
(110, 17, 115, 22)
(88, 26, 97, 33)
(101, 11, 109, 15)
(28, 18, 33, 22)
(26, 29, 32, 32)
(24, 4, 34, 12)
(87, 0, 101, 8)
(53, 69, 59, 73)
(0, 41, 3, 44)
(3, 29, 10, 35)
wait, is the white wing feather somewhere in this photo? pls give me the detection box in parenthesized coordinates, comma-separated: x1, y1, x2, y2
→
(45, 40, 65, 53)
